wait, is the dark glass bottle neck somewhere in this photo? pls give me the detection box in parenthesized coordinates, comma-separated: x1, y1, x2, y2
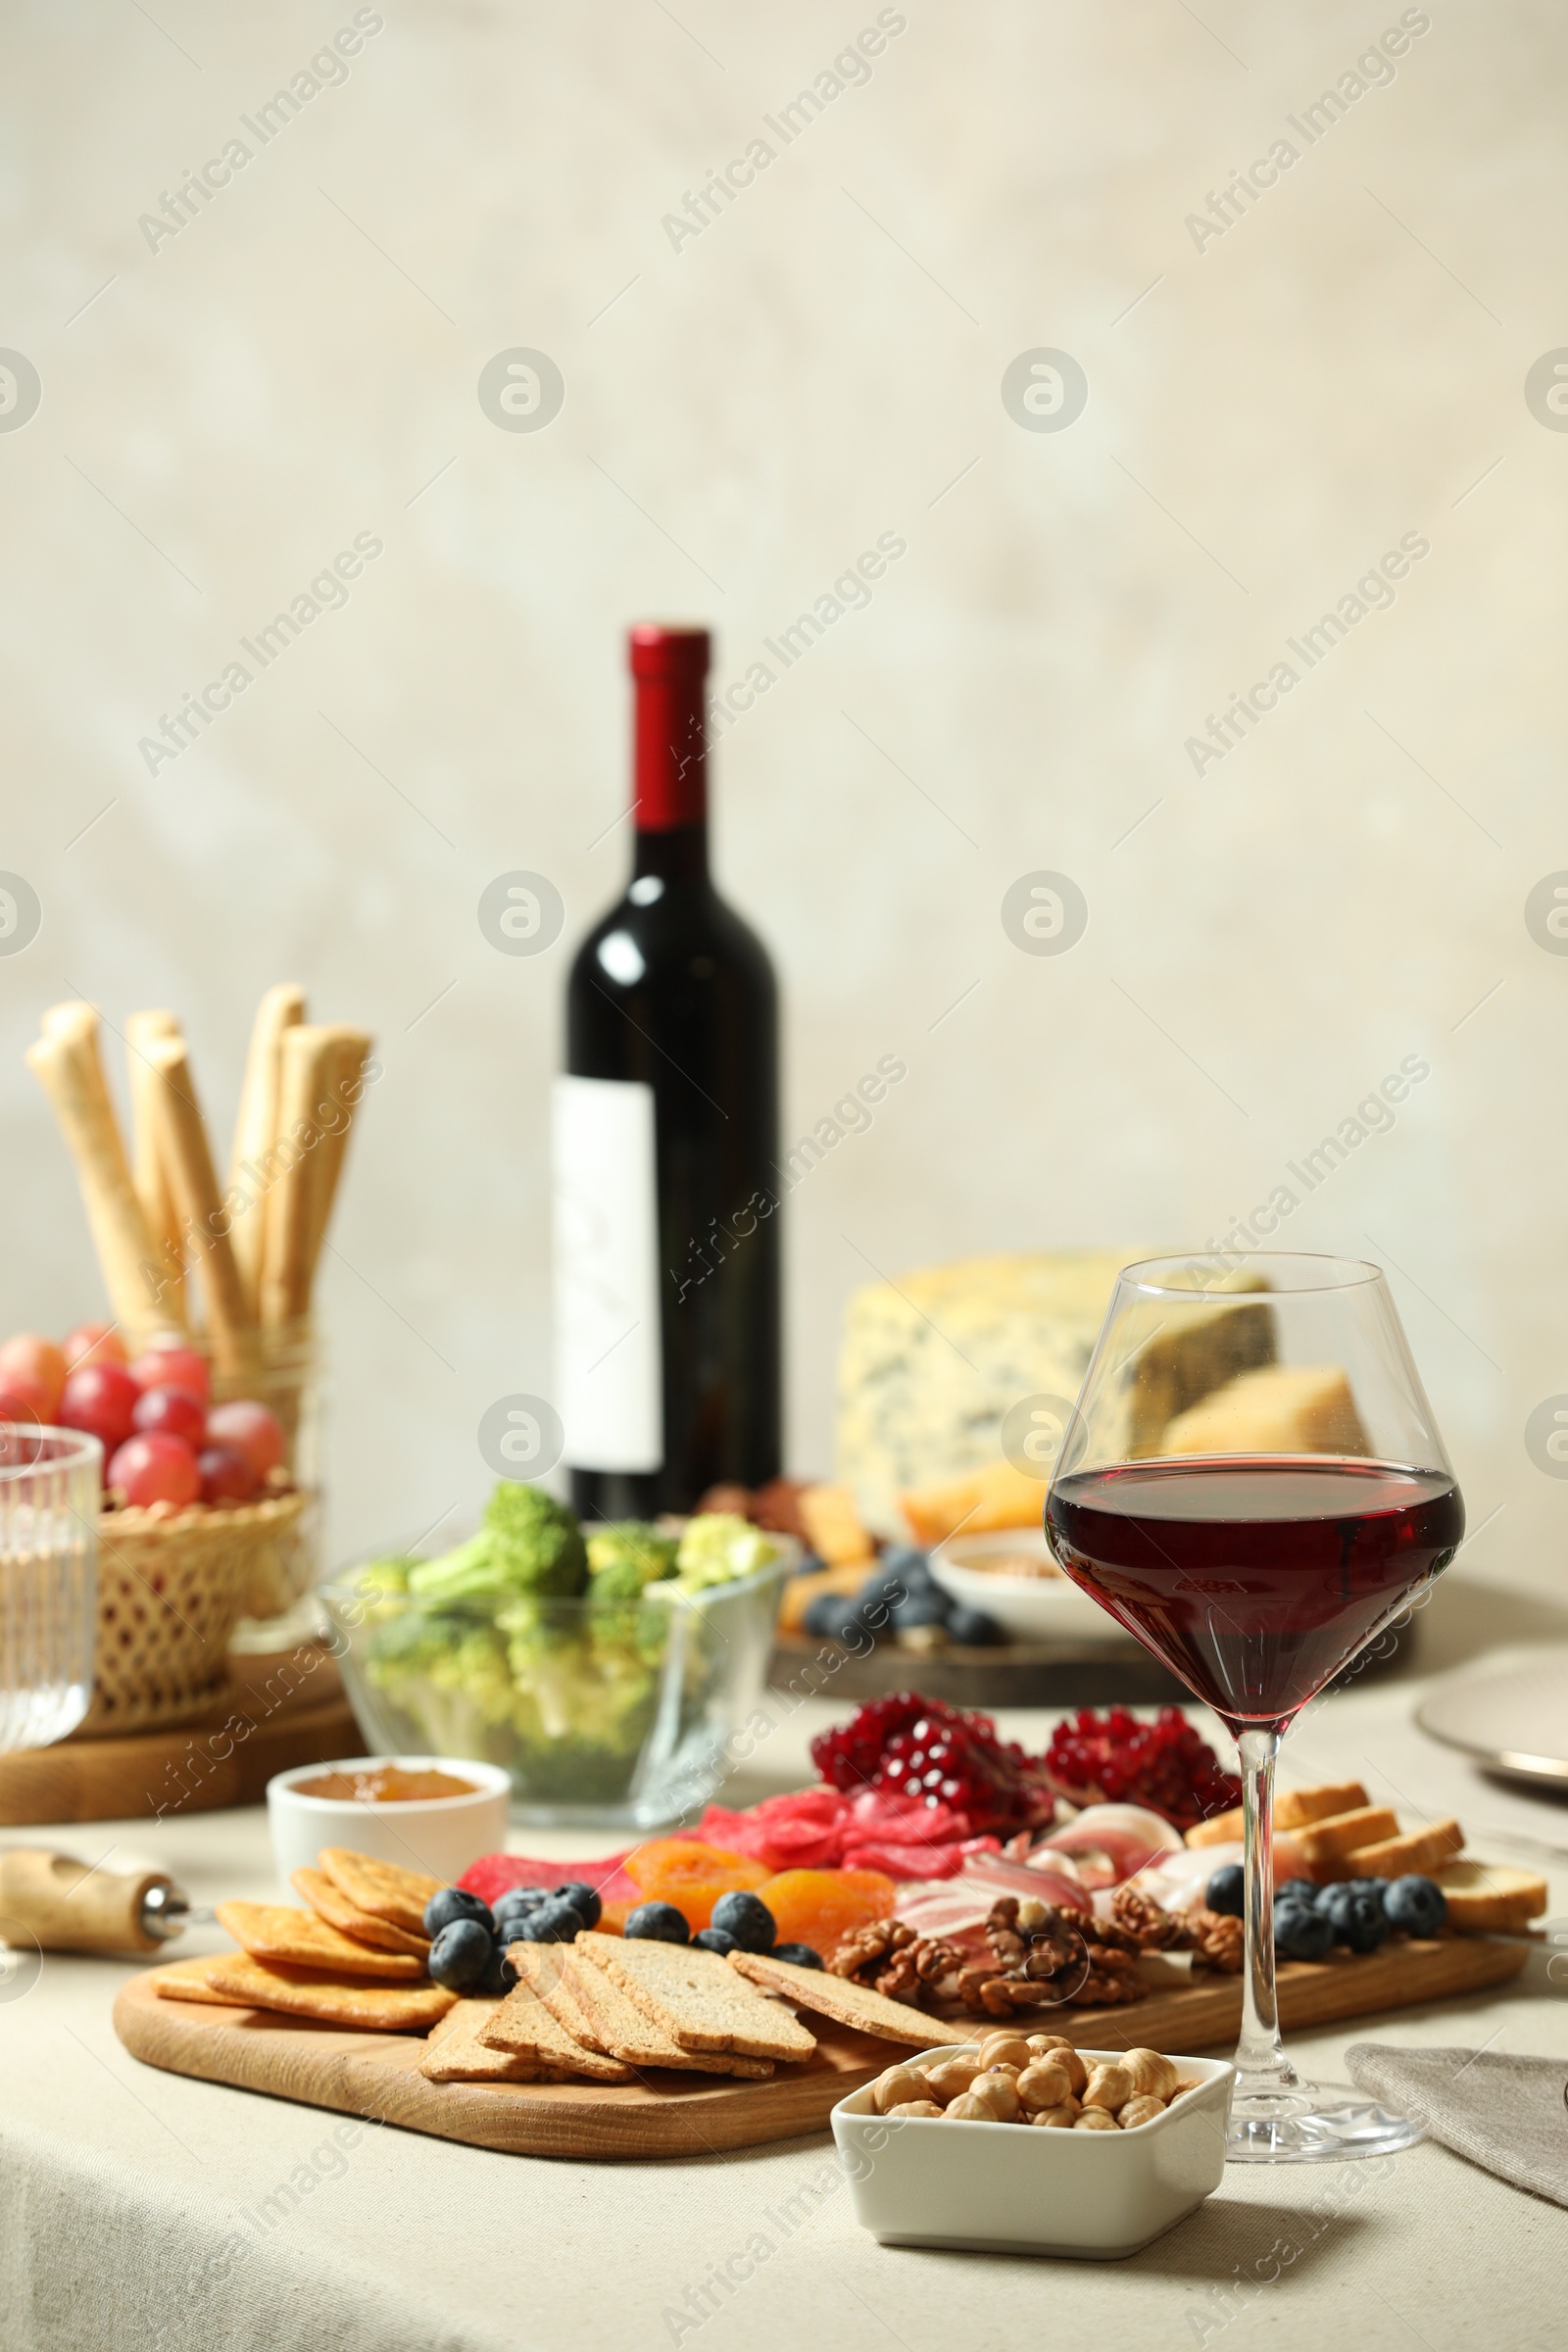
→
(632, 820, 709, 882)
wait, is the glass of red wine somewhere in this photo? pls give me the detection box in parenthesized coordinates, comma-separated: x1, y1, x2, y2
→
(1044, 1252, 1463, 2163)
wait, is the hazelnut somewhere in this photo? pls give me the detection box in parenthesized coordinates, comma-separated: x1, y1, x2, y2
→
(924, 2057, 983, 2105)
(1073, 2107, 1118, 2131)
(887, 2099, 945, 2119)
(976, 2034, 1033, 2073)
(1082, 2061, 1136, 2114)
(1029, 2103, 1079, 2128)
(968, 2069, 1021, 2122)
(1026, 2034, 1071, 2055)
(1117, 2095, 1167, 2130)
(1016, 1894, 1048, 1931)
(943, 2091, 998, 2122)
(1016, 2060, 1075, 2113)
(1122, 2048, 1180, 2103)
(1027, 2038, 1086, 2093)
(870, 2065, 929, 2115)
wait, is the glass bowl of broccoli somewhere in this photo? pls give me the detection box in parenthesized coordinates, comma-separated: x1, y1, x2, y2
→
(320, 1483, 794, 1828)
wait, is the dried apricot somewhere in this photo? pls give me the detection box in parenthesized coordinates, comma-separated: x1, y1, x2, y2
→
(756, 1867, 896, 1951)
(621, 1839, 772, 1930)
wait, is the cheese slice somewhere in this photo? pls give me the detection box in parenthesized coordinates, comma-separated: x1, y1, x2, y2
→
(1159, 1364, 1367, 1457)
(835, 1250, 1275, 1534)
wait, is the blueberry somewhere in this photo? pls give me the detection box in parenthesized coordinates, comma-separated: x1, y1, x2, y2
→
(1276, 1878, 1320, 1910)
(1384, 1875, 1447, 1936)
(946, 1604, 1006, 1647)
(481, 1944, 518, 1997)
(804, 1594, 879, 1645)
(1322, 1885, 1388, 1954)
(772, 1942, 823, 1969)
(523, 1895, 586, 1943)
(624, 1901, 690, 1944)
(710, 1890, 776, 1952)
(428, 1918, 495, 1991)
(1274, 1904, 1335, 1962)
(1205, 1864, 1245, 1917)
(692, 1926, 738, 1955)
(880, 1544, 936, 1591)
(492, 1890, 552, 1938)
(422, 1886, 494, 1938)
(553, 1880, 602, 1932)
(888, 1590, 950, 1632)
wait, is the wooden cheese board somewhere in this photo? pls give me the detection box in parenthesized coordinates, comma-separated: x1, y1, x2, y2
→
(113, 1931, 1529, 2163)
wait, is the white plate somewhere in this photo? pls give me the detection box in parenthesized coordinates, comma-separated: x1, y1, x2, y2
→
(832, 2043, 1234, 2259)
(1416, 1649, 1568, 1789)
(928, 1529, 1130, 1642)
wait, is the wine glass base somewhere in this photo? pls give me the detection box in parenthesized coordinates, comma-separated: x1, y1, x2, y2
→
(1226, 2085, 1424, 2163)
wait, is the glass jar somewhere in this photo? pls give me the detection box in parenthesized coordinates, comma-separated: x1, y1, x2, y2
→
(0, 1426, 100, 1752)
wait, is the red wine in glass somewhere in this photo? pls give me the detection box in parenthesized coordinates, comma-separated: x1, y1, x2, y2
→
(1046, 1454, 1463, 1738)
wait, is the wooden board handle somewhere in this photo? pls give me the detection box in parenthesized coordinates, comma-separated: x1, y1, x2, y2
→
(228, 984, 306, 1318)
(142, 1038, 258, 1379)
(25, 1006, 179, 1351)
(0, 1848, 170, 1955)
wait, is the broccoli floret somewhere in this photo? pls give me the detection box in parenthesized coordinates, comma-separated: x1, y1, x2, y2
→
(405, 1484, 588, 1607)
(674, 1512, 779, 1591)
(586, 1522, 677, 1600)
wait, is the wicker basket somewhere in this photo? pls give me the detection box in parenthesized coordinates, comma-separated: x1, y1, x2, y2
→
(81, 1489, 311, 1735)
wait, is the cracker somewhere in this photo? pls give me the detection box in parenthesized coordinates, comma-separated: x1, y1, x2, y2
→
(418, 2002, 555, 2083)
(557, 1948, 773, 2079)
(292, 1866, 431, 1957)
(149, 1954, 250, 2006)
(318, 1846, 443, 1935)
(476, 1978, 633, 2082)
(509, 1941, 613, 2052)
(578, 1932, 816, 2062)
(215, 1901, 427, 1979)
(727, 1950, 972, 2045)
(204, 1954, 456, 2031)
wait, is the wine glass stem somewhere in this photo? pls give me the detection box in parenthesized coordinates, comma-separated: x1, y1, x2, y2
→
(1235, 1726, 1298, 2095)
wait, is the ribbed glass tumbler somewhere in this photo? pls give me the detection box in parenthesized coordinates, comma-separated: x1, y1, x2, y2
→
(0, 1426, 100, 1754)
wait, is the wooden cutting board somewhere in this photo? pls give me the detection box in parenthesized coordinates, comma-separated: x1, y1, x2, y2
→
(113, 1932, 1529, 2163)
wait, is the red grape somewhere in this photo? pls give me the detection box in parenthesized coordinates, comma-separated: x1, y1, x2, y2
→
(197, 1444, 257, 1503)
(127, 1344, 211, 1403)
(132, 1385, 206, 1447)
(0, 1335, 66, 1417)
(0, 1386, 43, 1428)
(60, 1363, 140, 1451)
(63, 1322, 126, 1373)
(206, 1399, 285, 1480)
(107, 1432, 200, 1508)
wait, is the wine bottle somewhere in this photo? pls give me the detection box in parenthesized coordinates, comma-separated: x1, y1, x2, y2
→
(555, 624, 781, 1520)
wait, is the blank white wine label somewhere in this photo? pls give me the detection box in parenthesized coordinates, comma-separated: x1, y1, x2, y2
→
(553, 1075, 662, 1473)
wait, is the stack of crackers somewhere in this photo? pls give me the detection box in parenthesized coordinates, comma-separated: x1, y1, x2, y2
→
(152, 1846, 459, 2033)
(420, 1936, 972, 2088)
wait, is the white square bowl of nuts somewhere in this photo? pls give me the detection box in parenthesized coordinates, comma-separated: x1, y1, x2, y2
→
(830, 2030, 1234, 2259)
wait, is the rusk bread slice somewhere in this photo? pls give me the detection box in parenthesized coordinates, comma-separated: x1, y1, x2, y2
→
(576, 1931, 817, 2062)
(318, 1847, 442, 1935)
(214, 1901, 427, 1979)
(418, 2001, 558, 2083)
(508, 1942, 609, 2053)
(557, 1948, 773, 2078)
(727, 1951, 972, 2045)
(477, 1980, 634, 2081)
(292, 1866, 431, 1956)
(1188, 1784, 1375, 1848)
(1346, 1819, 1463, 1880)
(1292, 1806, 1399, 1869)
(1432, 1861, 1547, 1933)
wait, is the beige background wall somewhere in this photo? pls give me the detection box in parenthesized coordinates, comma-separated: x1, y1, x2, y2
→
(2, 0, 1564, 1603)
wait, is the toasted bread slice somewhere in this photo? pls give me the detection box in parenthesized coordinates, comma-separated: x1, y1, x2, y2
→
(576, 1931, 817, 2062)
(727, 1950, 973, 2044)
(1276, 1782, 1371, 1831)
(557, 1947, 773, 2078)
(476, 1978, 633, 2081)
(1433, 1861, 1547, 1934)
(1346, 1819, 1463, 1880)
(1160, 1365, 1367, 1458)
(1186, 1806, 1244, 1848)
(1292, 1807, 1399, 1869)
(898, 1460, 1048, 1546)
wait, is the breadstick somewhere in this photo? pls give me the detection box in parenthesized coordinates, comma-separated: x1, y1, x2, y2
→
(142, 1038, 258, 1378)
(25, 1006, 177, 1349)
(303, 1025, 372, 1295)
(228, 984, 305, 1317)
(125, 1010, 189, 1333)
(261, 1027, 341, 1329)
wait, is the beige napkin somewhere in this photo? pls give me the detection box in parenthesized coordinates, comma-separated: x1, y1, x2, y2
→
(1346, 2042, 1568, 2208)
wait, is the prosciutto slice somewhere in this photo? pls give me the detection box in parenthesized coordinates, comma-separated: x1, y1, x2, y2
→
(1037, 1803, 1185, 1891)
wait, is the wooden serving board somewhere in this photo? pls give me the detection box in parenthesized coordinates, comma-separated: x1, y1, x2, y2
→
(112, 1973, 895, 2160)
(1055, 1934, 1529, 2054)
(0, 1649, 364, 1826)
(113, 1933, 1529, 2162)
